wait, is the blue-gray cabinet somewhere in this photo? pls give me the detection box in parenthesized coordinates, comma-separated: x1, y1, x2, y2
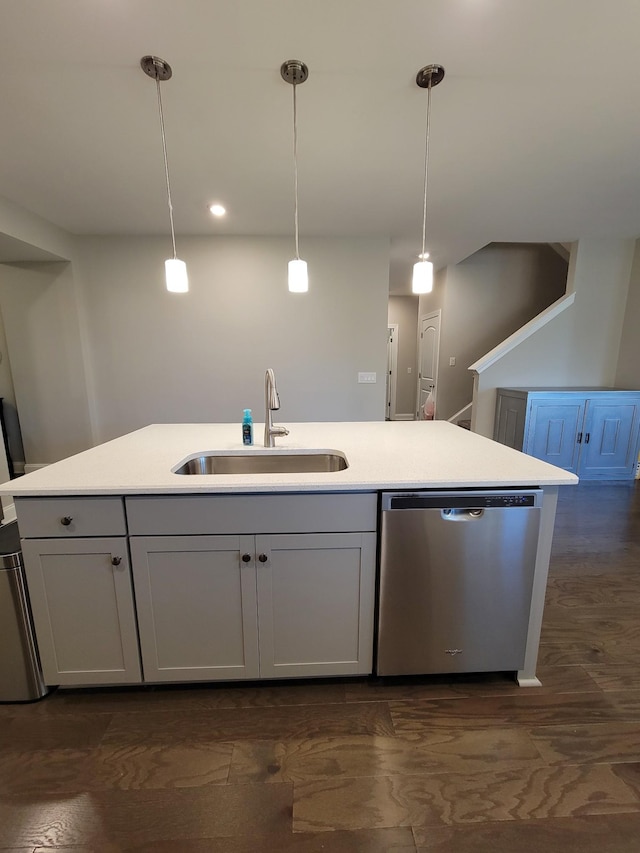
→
(494, 388, 640, 479)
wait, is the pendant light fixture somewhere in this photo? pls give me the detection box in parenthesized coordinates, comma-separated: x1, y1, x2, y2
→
(141, 55, 188, 294)
(412, 64, 445, 295)
(281, 60, 309, 293)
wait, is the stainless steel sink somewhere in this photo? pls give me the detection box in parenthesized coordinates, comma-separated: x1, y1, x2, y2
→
(174, 451, 349, 475)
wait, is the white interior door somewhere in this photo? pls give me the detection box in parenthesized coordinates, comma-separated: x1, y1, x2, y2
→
(417, 311, 441, 417)
(386, 325, 398, 420)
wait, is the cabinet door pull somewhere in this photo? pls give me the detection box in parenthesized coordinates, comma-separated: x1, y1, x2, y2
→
(60, 516, 73, 526)
(241, 553, 252, 563)
(111, 556, 122, 566)
(258, 553, 268, 563)
(577, 432, 582, 444)
(585, 432, 590, 444)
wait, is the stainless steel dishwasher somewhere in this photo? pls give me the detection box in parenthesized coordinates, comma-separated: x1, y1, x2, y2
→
(377, 489, 542, 676)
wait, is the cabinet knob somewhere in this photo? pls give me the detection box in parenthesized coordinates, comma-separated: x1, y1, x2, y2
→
(111, 556, 122, 566)
(241, 553, 252, 563)
(258, 553, 268, 563)
(60, 516, 73, 526)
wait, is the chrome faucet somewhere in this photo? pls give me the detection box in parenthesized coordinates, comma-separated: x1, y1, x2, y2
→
(264, 368, 290, 447)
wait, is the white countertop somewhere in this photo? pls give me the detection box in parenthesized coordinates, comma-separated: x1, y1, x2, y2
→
(0, 421, 579, 496)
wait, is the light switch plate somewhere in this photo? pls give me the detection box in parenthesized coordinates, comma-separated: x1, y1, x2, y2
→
(358, 372, 377, 383)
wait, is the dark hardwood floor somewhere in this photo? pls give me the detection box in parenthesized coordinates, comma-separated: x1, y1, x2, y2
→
(1, 481, 640, 851)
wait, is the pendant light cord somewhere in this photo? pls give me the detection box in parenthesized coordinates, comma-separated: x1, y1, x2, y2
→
(420, 75, 433, 260)
(292, 80, 300, 260)
(155, 73, 177, 261)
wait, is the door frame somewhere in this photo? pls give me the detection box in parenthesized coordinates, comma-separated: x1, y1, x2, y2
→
(386, 324, 398, 420)
(416, 310, 441, 417)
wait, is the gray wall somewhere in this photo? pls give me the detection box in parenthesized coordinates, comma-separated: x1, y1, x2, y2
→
(387, 295, 418, 416)
(0, 301, 23, 471)
(0, 261, 93, 465)
(76, 235, 390, 444)
(0, 196, 74, 262)
(615, 240, 640, 389)
(419, 243, 568, 421)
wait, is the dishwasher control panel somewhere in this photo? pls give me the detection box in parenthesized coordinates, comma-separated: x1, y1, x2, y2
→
(384, 490, 542, 511)
(478, 493, 537, 508)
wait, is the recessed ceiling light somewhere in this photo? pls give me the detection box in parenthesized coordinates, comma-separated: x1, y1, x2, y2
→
(209, 204, 226, 217)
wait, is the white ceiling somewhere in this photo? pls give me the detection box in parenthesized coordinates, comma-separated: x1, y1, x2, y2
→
(1, 0, 640, 293)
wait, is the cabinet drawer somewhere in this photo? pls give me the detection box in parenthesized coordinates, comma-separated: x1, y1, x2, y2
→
(15, 497, 127, 538)
(126, 492, 377, 535)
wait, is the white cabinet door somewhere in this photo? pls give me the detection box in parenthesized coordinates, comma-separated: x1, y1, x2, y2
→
(580, 398, 640, 479)
(130, 535, 260, 682)
(256, 532, 376, 678)
(22, 538, 141, 686)
(130, 532, 376, 682)
(525, 398, 585, 473)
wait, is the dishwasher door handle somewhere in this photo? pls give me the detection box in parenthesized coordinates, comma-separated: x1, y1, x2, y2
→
(441, 508, 484, 520)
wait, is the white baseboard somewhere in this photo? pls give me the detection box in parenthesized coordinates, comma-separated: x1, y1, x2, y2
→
(516, 675, 542, 688)
(391, 414, 415, 421)
(24, 463, 49, 475)
(1, 501, 16, 524)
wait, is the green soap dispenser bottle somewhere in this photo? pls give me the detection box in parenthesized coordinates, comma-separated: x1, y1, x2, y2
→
(242, 408, 253, 446)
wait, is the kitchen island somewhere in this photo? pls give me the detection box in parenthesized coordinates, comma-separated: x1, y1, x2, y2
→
(0, 421, 578, 690)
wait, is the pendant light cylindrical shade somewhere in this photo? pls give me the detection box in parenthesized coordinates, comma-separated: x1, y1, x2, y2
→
(165, 258, 189, 293)
(288, 258, 308, 293)
(141, 55, 189, 294)
(412, 259, 433, 294)
(281, 60, 309, 293)
(412, 63, 444, 296)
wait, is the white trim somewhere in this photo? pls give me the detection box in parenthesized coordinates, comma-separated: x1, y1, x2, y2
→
(386, 324, 398, 420)
(447, 402, 473, 424)
(391, 413, 415, 421)
(516, 676, 543, 688)
(1, 503, 16, 524)
(517, 486, 559, 687)
(24, 463, 49, 474)
(469, 292, 576, 375)
(470, 373, 481, 433)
